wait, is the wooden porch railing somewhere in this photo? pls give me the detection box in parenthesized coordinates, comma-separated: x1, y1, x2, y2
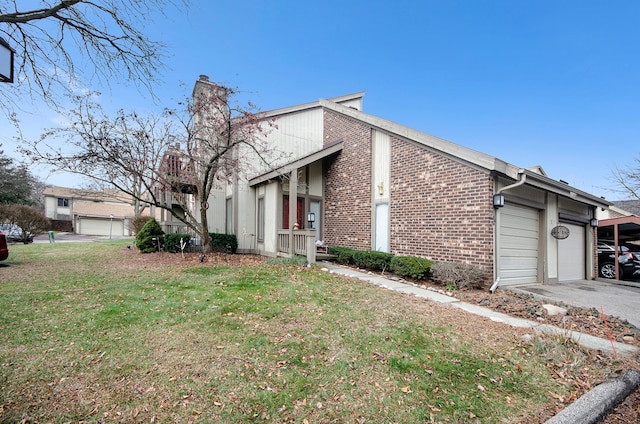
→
(161, 223, 193, 235)
(277, 229, 317, 263)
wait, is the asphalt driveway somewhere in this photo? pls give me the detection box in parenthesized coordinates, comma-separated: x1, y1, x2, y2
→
(32, 232, 132, 243)
(510, 280, 640, 329)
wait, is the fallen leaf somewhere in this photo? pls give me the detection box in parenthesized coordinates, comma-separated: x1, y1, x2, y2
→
(400, 386, 412, 393)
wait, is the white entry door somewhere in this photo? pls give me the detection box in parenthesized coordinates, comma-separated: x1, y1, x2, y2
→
(375, 203, 389, 252)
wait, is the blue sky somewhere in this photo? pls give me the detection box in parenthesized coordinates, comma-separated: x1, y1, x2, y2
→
(2, 0, 640, 200)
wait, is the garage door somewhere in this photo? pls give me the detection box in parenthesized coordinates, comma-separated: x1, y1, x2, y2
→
(499, 204, 539, 286)
(557, 223, 585, 282)
(79, 218, 124, 236)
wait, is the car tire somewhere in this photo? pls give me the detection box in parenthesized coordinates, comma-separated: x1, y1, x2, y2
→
(599, 262, 618, 279)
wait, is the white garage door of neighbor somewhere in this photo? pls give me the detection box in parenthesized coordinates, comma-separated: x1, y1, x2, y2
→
(79, 218, 124, 236)
(499, 204, 539, 286)
(557, 223, 585, 282)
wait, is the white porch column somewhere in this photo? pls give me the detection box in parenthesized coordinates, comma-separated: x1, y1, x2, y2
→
(288, 169, 298, 256)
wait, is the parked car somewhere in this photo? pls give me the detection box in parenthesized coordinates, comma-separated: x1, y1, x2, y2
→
(0, 224, 33, 244)
(597, 241, 639, 279)
(0, 231, 8, 261)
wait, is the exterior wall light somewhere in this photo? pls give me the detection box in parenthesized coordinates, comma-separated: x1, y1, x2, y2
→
(493, 193, 505, 209)
(307, 212, 315, 229)
(0, 37, 15, 83)
(590, 218, 599, 228)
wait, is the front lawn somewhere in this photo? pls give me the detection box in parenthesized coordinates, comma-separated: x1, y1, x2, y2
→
(0, 241, 590, 422)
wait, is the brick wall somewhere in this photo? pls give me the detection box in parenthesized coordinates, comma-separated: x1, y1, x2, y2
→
(323, 110, 372, 250)
(390, 138, 495, 271)
(322, 109, 496, 279)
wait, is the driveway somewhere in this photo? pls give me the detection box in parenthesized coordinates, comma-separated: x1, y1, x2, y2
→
(510, 280, 640, 329)
(32, 232, 132, 243)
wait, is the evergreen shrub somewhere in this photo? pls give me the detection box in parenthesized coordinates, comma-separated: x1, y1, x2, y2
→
(209, 233, 238, 253)
(130, 215, 154, 235)
(136, 219, 164, 253)
(164, 233, 192, 253)
(329, 246, 358, 265)
(352, 250, 394, 272)
(390, 256, 433, 280)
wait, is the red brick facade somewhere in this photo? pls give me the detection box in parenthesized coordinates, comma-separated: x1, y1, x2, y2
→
(322, 109, 495, 274)
(323, 110, 372, 249)
(389, 138, 494, 270)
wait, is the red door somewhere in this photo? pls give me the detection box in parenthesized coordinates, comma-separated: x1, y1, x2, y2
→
(283, 196, 304, 229)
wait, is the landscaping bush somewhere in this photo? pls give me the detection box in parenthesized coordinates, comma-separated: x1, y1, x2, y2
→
(164, 233, 192, 253)
(209, 233, 238, 253)
(0, 204, 50, 243)
(431, 261, 486, 290)
(130, 215, 155, 235)
(353, 250, 394, 272)
(390, 256, 433, 280)
(136, 219, 164, 253)
(329, 246, 358, 265)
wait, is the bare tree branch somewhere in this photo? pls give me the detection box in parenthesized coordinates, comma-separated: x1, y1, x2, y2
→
(0, 0, 188, 114)
(18, 83, 288, 252)
(612, 159, 640, 201)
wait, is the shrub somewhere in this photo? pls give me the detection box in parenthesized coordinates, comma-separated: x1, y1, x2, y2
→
(390, 256, 433, 280)
(209, 233, 238, 253)
(352, 250, 394, 272)
(0, 203, 50, 243)
(431, 261, 486, 290)
(130, 215, 155, 235)
(329, 246, 358, 265)
(164, 233, 192, 253)
(136, 219, 164, 253)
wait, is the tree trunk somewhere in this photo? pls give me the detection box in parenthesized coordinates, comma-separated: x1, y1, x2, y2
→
(200, 203, 212, 253)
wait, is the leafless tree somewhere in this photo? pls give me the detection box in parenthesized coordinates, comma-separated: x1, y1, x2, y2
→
(20, 94, 175, 216)
(0, 0, 187, 114)
(612, 160, 640, 201)
(20, 81, 284, 253)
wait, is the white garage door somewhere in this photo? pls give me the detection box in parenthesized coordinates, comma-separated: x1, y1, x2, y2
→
(557, 223, 585, 282)
(499, 204, 539, 286)
(79, 218, 124, 236)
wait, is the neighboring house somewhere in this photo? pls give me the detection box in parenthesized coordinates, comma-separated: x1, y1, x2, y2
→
(192, 76, 610, 288)
(609, 200, 640, 217)
(43, 187, 153, 236)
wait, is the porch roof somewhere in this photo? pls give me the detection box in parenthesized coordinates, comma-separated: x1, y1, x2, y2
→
(249, 141, 344, 187)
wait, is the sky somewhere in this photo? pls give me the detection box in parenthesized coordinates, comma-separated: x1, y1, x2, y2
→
(2, 0, 640, 200)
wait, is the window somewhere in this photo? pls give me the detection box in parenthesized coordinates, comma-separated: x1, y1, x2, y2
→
(57, 198, 69, 207)
(257, 197, 265, 242)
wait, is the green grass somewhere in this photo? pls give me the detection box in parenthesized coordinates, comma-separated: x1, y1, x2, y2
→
(0, 240, 577, 423)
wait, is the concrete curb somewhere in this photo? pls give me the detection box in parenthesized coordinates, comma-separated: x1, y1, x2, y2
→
(544, 370, 640, 424)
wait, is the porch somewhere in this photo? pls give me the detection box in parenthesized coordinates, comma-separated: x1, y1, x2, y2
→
(277, 229, 335, 263)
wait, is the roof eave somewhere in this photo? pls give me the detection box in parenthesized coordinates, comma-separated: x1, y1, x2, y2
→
(249, 141, 344, 187)
(520, 170, 611, 208)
